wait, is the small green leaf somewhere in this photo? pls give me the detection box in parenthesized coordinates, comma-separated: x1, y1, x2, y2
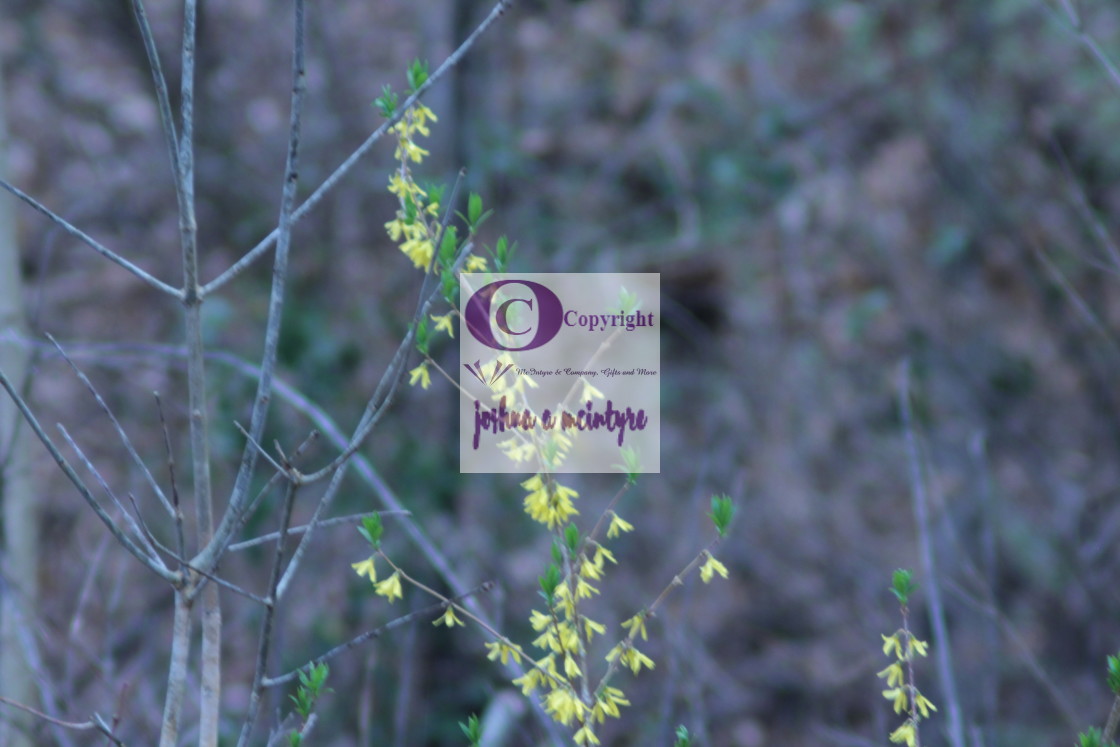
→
(439, 226, 459, 267)
(468, 192, 483, 226)
(564, 523, 581, 553)
(415, 316, 431, 357)
(612, 446, 641, 485)
(374, 85, 398, 118)
(708, 494, 734, 538)
(617, 286, 640, 314)
(1078, 727, 1105, 747)
(288, 732, 302, 747)
(459, 713, 482, 746)
(890, 568, 917, 605)
(674, 725, 692, 747)
(309, 662, 330, 692)
(359, 513, 384, 549)
(551, 540, 563, 565)
(492, 235, 516, 272)
(426, 183, 447, 211)
(407, 59, 430, 92)
(539, 563, 562, 603)
(1108, 653, 1120, 696)
(440, 269, 459, 306)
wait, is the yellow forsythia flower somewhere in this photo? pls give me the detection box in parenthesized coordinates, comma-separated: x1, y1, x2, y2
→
(351, 556, 377, 584)
(889, 721, 917, 747)
(607, 511, 634, 539)
(621, 612, 648, 641)
(485, 641, 522, 665)
(408, 363, 431, 390)
(699, 551, 729, 583)
(374, 571, 403, 603)
(573, 724, 600, 745)
(433, 606, 464, 627)
(882, 687, 908, 715)
(431, 312, 455, 338)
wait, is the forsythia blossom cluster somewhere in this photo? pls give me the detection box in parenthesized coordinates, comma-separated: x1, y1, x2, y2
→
(378, 78, 487, 393)
(878, 570, 937, 747)
(357, 64, 738, 747)
(384, 102, 441, 270)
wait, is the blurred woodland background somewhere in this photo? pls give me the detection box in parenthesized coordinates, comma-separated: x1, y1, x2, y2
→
(3, 0, 1120, 744)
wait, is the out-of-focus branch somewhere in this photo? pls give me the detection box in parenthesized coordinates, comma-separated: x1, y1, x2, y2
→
(898, 360, 965, 747)
(200, 0, 514, 298)
(0, 59, 38, 747)
(0, 368, 178, 584)
(262, 582, 495, 688)
(228, 512, 410, 552)
(0, 696, 123, 746)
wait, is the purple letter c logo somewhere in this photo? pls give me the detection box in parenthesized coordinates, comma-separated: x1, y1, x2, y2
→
(464, 280, 564, 351)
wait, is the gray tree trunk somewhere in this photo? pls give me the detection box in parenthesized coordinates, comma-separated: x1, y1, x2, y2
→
(0, 60, 39, 747)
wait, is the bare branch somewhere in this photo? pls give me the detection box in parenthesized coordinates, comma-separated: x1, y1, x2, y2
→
(295, 242, 473, 486)
(161, 556, 269, 607)
(228, 511, 410, 552)
(0, 697, 123, 746)
(55, 424, 166, 571)
(168, 0, 223, 739)
(274, 455, 346, 599)
(227, 432, 318, 551)
(158, 592, 192, 747)
(236, 477, 301, 747)
(128, 0, 181, 186)
(154, 392, 186, 564)
(898, 360, 965, 747)
(0, 179, 180, 298)
(200, 0, 515, 298)
(48, 334, 175, 517)
(262, 582, 495, 688)
(234, 421, 288, 479)
(0, 368, 178, 584)
(206, 0, 309, 587)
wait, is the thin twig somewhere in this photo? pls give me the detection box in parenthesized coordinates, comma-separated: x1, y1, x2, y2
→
(0, 368, 178, 584)
(219, 0, 309, 592)
(1047, 135, 1120, 275)
(128, 0, 181, 189)
(237, 477, 301, 747)
(268, 246, 471, 600)
(1105, 698, 1120, 744)
(162, 556, 270, 607)
(0, 179, 180, 298)
(154, 392, 186, 565)
(48, 333, 175, 517)
(0, 697, 123, 745)
(228, 511, 410, 552)
(262, 582, 495, 688)
(234, 421, 289, 479)
(295, 243, 474, 486)
(226, 432, 318, 553)
(944, 579, 1080, 730)
(898, 360, 965, 747)
(55, 424, 163, 565)
(200, 0, 515, 298)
